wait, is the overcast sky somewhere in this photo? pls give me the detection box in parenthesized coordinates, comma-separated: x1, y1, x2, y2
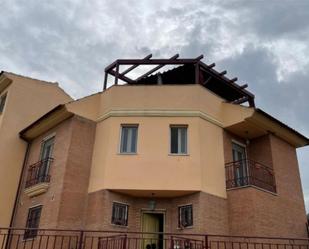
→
(0, 0, 308, 212)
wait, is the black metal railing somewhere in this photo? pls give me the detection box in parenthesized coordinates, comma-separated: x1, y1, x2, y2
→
(25, 158, 53, 188)
(1, 228, 308, 249)
(225, 159, 276, 193)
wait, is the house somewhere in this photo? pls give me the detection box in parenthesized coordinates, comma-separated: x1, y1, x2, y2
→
(0, 72, 72, 229)
(2, 56, 309, 247)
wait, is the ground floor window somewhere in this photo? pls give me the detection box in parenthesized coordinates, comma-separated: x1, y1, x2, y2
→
(111, 202, 129, 226)
(178, 204, 193, 228)
(24, 205, 42, 239)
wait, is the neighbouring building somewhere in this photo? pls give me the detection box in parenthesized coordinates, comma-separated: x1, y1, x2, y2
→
(0, 72, 72, 228)
(2, 56, 309, 244)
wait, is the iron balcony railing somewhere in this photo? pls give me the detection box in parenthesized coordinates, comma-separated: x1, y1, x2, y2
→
(1, 227, 309, 249)
(225, 159, 276, 193)
(25, 158, 53, 188)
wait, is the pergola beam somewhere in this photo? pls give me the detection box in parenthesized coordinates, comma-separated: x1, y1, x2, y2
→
(240, 84, 248, 89)
(120, 54, 153, 76)
(111, 57, 202, 66)
(135, 54, 180, 81)
(108, 69, 135, 84)
(203, 76, 212, 85)
(208, 63, 215, 68)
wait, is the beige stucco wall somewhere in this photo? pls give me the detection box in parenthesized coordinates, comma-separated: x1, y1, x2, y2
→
(66, 93, 101, 121)
(88, 85, 227, 198)
(0, 74, 72, 227)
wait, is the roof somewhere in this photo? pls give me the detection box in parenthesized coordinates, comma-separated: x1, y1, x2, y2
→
(256, 108, 309, 145)
(104, 54, 255, 107)
(0, 71, 72, 100)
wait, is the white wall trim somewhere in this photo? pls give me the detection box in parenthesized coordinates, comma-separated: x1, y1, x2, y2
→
(97, 109, 223, 128)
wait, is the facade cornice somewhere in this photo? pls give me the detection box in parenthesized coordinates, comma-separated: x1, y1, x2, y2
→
(97, 109, 223, 128)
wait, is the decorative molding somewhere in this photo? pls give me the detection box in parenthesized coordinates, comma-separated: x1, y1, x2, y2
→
(97, 109, 223, 127)
(24, 183, 49, 197)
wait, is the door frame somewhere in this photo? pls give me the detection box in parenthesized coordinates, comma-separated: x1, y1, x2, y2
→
(231, 140, 249, 186)
(140, 210, 166, 233)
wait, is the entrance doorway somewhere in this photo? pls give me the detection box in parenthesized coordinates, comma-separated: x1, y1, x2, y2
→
(142, 212, 164, 249)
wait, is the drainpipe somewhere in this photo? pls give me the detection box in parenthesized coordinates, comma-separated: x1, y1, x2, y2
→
(6, 138, 31, 247)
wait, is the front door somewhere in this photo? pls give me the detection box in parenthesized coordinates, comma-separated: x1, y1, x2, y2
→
(142, 213, 164, 249)
(232, 142, 247, 186)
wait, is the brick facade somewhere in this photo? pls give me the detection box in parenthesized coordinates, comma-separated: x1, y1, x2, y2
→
(12, 115, 96, 229)
(85, 190, 229, 235)
(224, 131, 308, 237)
(12, 117, 307, 238)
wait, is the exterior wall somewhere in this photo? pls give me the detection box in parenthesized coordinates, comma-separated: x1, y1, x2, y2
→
(88, 116, 226, 199)
(225, 132, 308, 237)
(85, 190, 229, 234)
(12, 116, 96, 230)
(0, 74, 72, 227)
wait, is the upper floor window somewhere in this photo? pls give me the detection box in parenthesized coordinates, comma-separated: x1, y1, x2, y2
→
(38, 136, 54, 178)
(178, 204, 193, 228)
(120, 125, 138, 154)
(0, 93, 7, 113)
(170, 126, 188, 154)
(26, 136, 55, 188)
(111, 202, 129, 226)
(40, 136, 55, 160)
(24, 205, 42, 239)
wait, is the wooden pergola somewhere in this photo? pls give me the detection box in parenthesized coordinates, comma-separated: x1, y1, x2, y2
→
(104, 54, 255, 107)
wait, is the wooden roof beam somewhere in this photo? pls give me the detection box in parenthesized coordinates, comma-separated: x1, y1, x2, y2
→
(135, 54, 180, 81)
(240, 84, 248, 89)
(108, 69, 135, 84)
(120, 54, 153, 76)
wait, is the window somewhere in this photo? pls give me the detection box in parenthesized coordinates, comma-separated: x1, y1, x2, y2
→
(0, 93, 7, 113)
(111, 202, 129, 226)
(120, 125, 138, 154)
(38, 137, 54, 182)
(40, 136, 54, 160)
(24, 206, 42, 239)
(178, 205, 193, 228)
(170, 126, 187, 154)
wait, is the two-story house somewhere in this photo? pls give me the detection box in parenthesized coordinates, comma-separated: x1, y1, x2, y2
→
(5, 56, 309, 246)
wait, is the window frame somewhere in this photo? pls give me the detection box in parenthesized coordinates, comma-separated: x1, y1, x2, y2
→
(178, 204, 193, 228)
(0, 92, 8, 114)
(24, 205, 43, 239)
(111, 202, 129, 227)
(169, 125, 188, 155)
(119, 124, 139, 154)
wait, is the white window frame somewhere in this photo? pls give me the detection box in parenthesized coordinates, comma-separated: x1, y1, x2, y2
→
(169, 125, 188, 155)
(119, 124, 138, 154)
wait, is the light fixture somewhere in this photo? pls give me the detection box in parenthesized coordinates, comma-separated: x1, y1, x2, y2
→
(148, 193, 156, 210)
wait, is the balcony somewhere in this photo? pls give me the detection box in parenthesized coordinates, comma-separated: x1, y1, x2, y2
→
(225, 159, 276, 193)
(24, 158, 53, 197)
